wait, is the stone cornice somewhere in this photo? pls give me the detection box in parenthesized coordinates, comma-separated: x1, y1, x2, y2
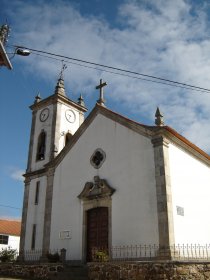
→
(151, 136, 170, 148)
(24, 167, 48, 179)
(30, 93, 87, 113)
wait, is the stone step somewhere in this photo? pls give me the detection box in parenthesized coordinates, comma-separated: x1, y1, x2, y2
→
(55, 265, 88, 280)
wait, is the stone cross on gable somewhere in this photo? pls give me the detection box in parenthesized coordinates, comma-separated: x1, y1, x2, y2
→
(96, 79, 107, 107)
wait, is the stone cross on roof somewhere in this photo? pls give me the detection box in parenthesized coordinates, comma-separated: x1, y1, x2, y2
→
(96, 79, 107, 107)
(59, 62, 67, 80)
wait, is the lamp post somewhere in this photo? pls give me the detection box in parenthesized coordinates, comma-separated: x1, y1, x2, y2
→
(0, 24, 12, 70)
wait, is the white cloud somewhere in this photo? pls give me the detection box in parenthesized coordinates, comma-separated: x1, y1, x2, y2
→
(9, 168, 24, 182)
(6, 0, 210, 153)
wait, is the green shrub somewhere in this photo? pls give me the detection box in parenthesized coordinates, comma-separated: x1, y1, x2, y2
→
(0, 247, 17, 262)
(94, 250, 109, 262)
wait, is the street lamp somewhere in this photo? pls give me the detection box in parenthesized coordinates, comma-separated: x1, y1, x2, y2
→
(15, 48, 31, 56)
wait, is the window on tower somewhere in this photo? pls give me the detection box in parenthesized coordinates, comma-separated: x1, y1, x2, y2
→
(36, 130, 46, 161)
(34, 181, 40, 205)
(65, 132, 72, 146)
(31, 224, 36, 250)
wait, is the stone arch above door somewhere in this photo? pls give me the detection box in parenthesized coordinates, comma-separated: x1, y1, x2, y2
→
(78, 176, 115, 201)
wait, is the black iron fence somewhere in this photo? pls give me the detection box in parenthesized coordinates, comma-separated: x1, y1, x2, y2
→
(91, 244, 210, 262)
(4, 244, 210, 263)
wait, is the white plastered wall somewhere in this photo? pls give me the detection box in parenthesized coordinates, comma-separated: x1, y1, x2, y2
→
(24, 176, 47, 250)
(57, 103, 83, 152)
(0, 235, 20, 252)
(169, 143, 210, 245)
(50, 114, 159, 260)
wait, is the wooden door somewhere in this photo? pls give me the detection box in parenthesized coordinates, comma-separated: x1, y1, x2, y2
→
(86, 207, 108, 261)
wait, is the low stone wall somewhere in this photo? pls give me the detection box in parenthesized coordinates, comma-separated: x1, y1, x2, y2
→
(0, 263, 64, 279)
(2, 261, 210, 279)
(88, 261, 210, 280)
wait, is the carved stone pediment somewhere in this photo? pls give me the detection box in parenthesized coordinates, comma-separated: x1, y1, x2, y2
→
(78, 176, 115, 201)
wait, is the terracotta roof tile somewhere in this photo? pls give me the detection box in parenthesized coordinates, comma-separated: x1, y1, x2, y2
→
(0, 219, 21, 236)
(164, 126, 210, 161)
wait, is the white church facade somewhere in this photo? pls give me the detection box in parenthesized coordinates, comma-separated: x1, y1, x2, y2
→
(19, 76, 210, 262)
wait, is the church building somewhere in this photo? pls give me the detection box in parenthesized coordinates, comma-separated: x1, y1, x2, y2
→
(19, 74, 210, 262)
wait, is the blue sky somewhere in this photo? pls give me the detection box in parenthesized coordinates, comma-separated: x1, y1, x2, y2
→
(1, 0, 210, 219)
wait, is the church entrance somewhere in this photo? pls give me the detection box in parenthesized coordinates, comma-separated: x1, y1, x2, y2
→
(86, 207, 108, 261)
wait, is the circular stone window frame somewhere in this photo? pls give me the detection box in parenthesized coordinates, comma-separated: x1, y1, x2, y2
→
(90, 148, 106, 169)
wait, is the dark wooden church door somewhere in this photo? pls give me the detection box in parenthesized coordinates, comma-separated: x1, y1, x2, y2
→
(86, 207, 108, 261)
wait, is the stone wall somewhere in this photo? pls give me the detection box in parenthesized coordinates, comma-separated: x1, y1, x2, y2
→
(2, 261, 210, 279)
(0, 263, 64, 279)
(88, 261, 210, 280)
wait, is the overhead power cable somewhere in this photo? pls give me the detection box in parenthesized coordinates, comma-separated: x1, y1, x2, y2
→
(0, 204, 22, 210)
(13, 44, 210, 93)
(32, 52, 205, 93)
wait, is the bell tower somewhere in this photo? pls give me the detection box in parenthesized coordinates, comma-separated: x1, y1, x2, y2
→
(26, 75, 87, 173)
(19, 69, 87, 256)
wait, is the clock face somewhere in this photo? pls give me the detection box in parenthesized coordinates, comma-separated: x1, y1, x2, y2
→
(40, 108, 49, 122)
(65, 109, 76, 123)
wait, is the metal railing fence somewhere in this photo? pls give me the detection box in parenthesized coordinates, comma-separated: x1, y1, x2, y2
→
(91, 244, 210, 262)
(2, 244, 210, 263)
(17, 249, 60, 262)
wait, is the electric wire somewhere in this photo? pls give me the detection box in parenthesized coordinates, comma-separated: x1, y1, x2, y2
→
(13, 44, 210, 94)
(0, 204, 22, 210)
(32, 52, 209, 93)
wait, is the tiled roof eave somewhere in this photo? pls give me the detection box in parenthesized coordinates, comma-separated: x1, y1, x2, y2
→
(162, 126, 210, 165)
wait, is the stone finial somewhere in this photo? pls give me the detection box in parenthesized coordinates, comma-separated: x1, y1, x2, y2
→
(34, 93, 41, 104)
(155, 107, 164, 126)
(54, 63, 67, 96)
(54, 77, 66, 96)
(77, 94, 85, 107)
